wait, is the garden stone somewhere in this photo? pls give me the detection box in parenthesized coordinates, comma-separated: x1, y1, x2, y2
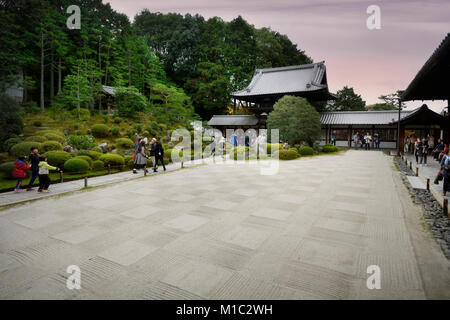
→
(98, 143, 108, 153)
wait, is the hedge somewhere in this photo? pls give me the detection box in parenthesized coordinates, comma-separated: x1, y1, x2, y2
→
(92, 160, 105, 171)
(44, 150, 71, 167)
(25, 135, 47, 143)
(89, 151, 102, 160)
(263, 143, 283, 155)
(298, 146, 314, 156)
(39, 130, 65, 138)
(43, 132, 65, 143)
(91, 124, 110, 138)
(275, 149, 300, 160)
(0, 162, 16, 179)
(322, 144, 339, 153)
(233, 146, 250, 160)
(111, 127, 120, 136)
(99, 153, 125, 167)
(64, 158, 90, 173)
(10, 142, 43, 157)
(115, 138, 134, 149)
(74, 155, 93, 168)
(3, 137, 21, 152)
(42, 141, 63, 152)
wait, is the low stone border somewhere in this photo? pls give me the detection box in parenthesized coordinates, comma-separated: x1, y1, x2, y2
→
(395, 156, 450, 259)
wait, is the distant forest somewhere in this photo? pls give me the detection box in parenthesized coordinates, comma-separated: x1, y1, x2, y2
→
(0, 0, 313, 120)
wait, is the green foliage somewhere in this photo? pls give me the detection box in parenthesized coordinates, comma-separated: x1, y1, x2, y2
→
(43, 133, 65, 143)
(44, 151, 72, 167)
(134, 123, 143, 134)
(42, 141, 63, 152)
(25, 135, 48, 143)
(322, 144, 339, 153)
(267, 96, 321, 147)
(0, 162, 16, 179)
(111, 127, 120, 136)
(99, 153, 125, 167)
(33, 120, 42, 127)
(91, 124, 110, 138)
(10, 142, 43, 157)
(298, 146, 314, 156)
(66, 135, 96, 150)
(90, 147, 103, 154)
(92, 160, 105, 171)
(275, 149, 300, 160)
(73, 156, 93, 168)
(0, 94, 23, 145)
(71, 108, 91, 121)
(88, 151, 102, 160)
(232, 146, 250, 160)
(262, 143, 283, 155)
(115, 138, 134, 149)
(40, 130, 65, 138)
(114, 87, 149, 117)
(64, 158, 90, 173)
(327, 86, 366, 111)
(3, 137, 21, 152)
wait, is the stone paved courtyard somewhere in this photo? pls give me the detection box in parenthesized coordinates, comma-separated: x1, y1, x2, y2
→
(0, 150, 449, 299)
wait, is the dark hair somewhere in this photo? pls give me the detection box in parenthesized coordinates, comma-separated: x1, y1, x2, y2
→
(39, 155, 47, 161)
(30, 146, 38, 152)
(18, 156, 26, 161)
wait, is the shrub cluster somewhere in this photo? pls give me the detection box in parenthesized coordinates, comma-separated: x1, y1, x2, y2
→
(92, 160, 105, 171)
(0, 162, 16, 179)
(45, 150, 72, 167)
(25, 135, 47, 143)
(10, 141, 43, 157)
(298, 146, 314, 156)
(275, 149, 300, 160)
(322, 144, 339, 153)
(115, 138, 134, 149)
(232, 146, 250, 160)
(42, 141, 63, 152)
(3, 137, 21, 152)
(74, 155, 93, 168)
(111, 127, 120, 136)
(43, 133, 65, 143)
(91, 124, 110, 138)
(64, 158, 90, 173)
(66, 135, 95, 150)
(99, 153, 125, 167)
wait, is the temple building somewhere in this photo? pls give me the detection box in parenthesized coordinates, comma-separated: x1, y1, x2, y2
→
(209, 34, 449, 149)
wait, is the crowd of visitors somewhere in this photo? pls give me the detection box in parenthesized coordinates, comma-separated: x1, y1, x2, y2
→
(351, 132, 380, 150)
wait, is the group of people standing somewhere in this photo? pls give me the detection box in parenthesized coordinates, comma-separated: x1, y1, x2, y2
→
(350, 132, 381, 150)
(404, 134, 437, 166)
(12, 146, 59, 193)
(133, 136, 166, 174)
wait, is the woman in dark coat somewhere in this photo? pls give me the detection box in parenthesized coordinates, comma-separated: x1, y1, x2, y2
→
(153, 139, 166, 172)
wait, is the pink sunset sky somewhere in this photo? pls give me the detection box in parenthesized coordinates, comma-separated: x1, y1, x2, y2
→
(103, 0, 450, 112)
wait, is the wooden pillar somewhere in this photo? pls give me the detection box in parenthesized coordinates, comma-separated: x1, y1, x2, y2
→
(348, 125, 352, 148)
(233, 98, 236, 114)
(371, 126, 375, 148)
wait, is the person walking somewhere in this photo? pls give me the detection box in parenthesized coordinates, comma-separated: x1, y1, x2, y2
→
(364, 132, 372, 150)
(374, 132, 381, 149)
(428, 134, 434, 156)
(353, 132, 359, 149)
(331, 130, 337, 146)
(149, 138, 157, 170)
(13, 156, 31, 192)
(25, 146, 40, 191)
(359, 133, 365, 149)
(414, 138, 421, 163)
(153, 139, 166, 172)
(210, 137, 216, 158)
(38, 155, 58, 192)
(421, 137, 428, 165)
(441, 149, 450, 196)
(133, 140, 148, 174)
(433, 139, 444, 161)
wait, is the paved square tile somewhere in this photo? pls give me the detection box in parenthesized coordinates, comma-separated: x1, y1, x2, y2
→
(120, 205, 161, 219)
(220, 225, 272, 250)
(98, 240, 158, 266)
(52, 225, 106, 244)
(163, 214, 209, 232)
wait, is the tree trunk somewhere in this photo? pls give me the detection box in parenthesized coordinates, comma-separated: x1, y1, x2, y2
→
(50, 50, 54, 104)
(58, 56, 62, 94)
(77, 64, 80, 120)
(40, 30, 45, 113)
(98, 38, 102, 113)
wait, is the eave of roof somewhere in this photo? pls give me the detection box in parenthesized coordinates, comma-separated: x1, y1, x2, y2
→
(208, 115, 259, 126)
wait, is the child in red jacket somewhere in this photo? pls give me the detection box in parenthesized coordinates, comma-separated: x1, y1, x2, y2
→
(13, 156, 31, 192)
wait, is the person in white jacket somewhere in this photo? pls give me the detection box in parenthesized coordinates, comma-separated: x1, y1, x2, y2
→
(364, 132, 372, 150)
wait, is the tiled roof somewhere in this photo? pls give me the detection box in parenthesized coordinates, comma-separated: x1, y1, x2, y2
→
(320, 110, 413, 125)
(208, 115, 259, 126)
(232, 62, 330, 97)
(102, 85, 116, 95)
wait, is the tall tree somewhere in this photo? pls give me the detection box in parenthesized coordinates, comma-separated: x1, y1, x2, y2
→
(327, 86, 366, 111)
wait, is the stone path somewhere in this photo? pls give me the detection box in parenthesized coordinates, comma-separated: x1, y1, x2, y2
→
(0, 150, 449, 299)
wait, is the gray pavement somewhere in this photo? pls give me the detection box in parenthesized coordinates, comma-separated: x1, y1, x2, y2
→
(0, 150, 449, 299)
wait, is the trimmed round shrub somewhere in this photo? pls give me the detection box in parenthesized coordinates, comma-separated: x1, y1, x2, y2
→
(64, 158, 89, 173)
(322, 144, 339, 153)
(44, 150, 71, 167)
(91, 124, 110, 138)
(263, 143, 283, 155)
(298, 146, 314, 156)
(111, 127, 120, 137)
(232, 146, 250, 160)
(89, 151, 102, 160)
(39, 130, 65, 138)
(25, 135, 47, 143)
(3, 137, 21, 152)
(90, 146, 103, 153)
(43, 133, 65, 143)
(115, 138, 134, 149)
(71, 108, 91, 121)
(92, 160, 105, 171)
(10, 141, 43, 157)
(0, 162, 16, 179)
(42, 141, 63, 152)
(99, 153, 125, 168)
(124, 155, 134, 168)
(66, 135, 95, 150)
(275, 149, 300, 160)
(74, 155, 93, 168)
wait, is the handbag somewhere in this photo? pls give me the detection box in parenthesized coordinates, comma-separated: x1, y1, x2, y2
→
(132, 150, 137, 161)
